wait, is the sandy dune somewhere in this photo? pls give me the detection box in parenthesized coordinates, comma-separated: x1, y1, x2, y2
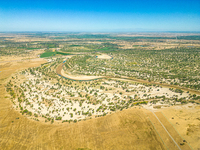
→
(61, 69, 104, 80)
(97, 54, 112, 59)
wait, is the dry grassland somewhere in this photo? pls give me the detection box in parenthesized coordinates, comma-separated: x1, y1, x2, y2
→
(0, 53, 199, 150)
(0, 50, 45, 62)
(0, 56, 167, 150)
(161, 105, 200, 150)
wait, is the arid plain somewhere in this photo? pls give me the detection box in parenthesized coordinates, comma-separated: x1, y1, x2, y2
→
(0, 33, 200, 150)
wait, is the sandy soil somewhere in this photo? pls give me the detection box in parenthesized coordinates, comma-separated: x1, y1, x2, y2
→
(97, 54, 112, 59)
(56, 61, 104, 81)
(61, 69, 104, 80)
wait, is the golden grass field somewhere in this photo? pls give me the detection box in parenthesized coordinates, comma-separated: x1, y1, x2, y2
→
(162, 105, 200, 150)
(0, 52, 199, 150)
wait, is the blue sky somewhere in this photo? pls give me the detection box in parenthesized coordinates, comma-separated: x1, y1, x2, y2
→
(0, 0, 200, 32)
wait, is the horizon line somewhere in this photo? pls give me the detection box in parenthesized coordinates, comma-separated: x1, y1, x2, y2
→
(1, 31, 200, 33)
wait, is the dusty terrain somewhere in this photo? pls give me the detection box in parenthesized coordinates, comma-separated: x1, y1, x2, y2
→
(0, 50, 45, 63)
(0, 55, 198, 150)
(1, 32, 199, 149)
(0, 54, 183, 150)
(0, 61, 166, 149)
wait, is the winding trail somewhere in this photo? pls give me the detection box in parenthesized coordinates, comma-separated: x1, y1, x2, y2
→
(56, 62, 104, 81)
(56, 54, 109, 81)
(56, 62, 200, 95)
(56, 54, 200, 96)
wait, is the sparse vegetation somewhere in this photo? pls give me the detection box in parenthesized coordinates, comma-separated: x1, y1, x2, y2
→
(1, 32, 200, 150)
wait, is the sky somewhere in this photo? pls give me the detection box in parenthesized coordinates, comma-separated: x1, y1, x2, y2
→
(0, 0, 200, 32)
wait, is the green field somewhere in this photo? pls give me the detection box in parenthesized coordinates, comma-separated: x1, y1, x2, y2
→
(40, 52, 56, 58)
(56, 51, 71, 55)
(40, 51, 70, 58)
(17, 47, 40, 50)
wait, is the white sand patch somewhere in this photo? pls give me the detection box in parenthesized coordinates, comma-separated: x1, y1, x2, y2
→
(61, 69, 104, 80)
(97, 54, 112, 59)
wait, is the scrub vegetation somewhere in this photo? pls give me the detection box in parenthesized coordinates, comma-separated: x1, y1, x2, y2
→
(1, 32, 200, 150)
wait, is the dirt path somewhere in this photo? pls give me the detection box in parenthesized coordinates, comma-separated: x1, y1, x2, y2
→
(56, 63, 104, 81)
(152, 111, 182, 150)
(145, 110, 192, 150)
(112, 76, 200, 95)
(146, 110, 179, 150)
(155, 112, 192, 150)
(161, 105, 200, 150)
(56, 60, 200, 95)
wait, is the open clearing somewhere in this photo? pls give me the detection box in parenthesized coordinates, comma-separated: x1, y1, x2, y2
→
(96, 54, 112, 59)
(61, 67, 104, 80)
